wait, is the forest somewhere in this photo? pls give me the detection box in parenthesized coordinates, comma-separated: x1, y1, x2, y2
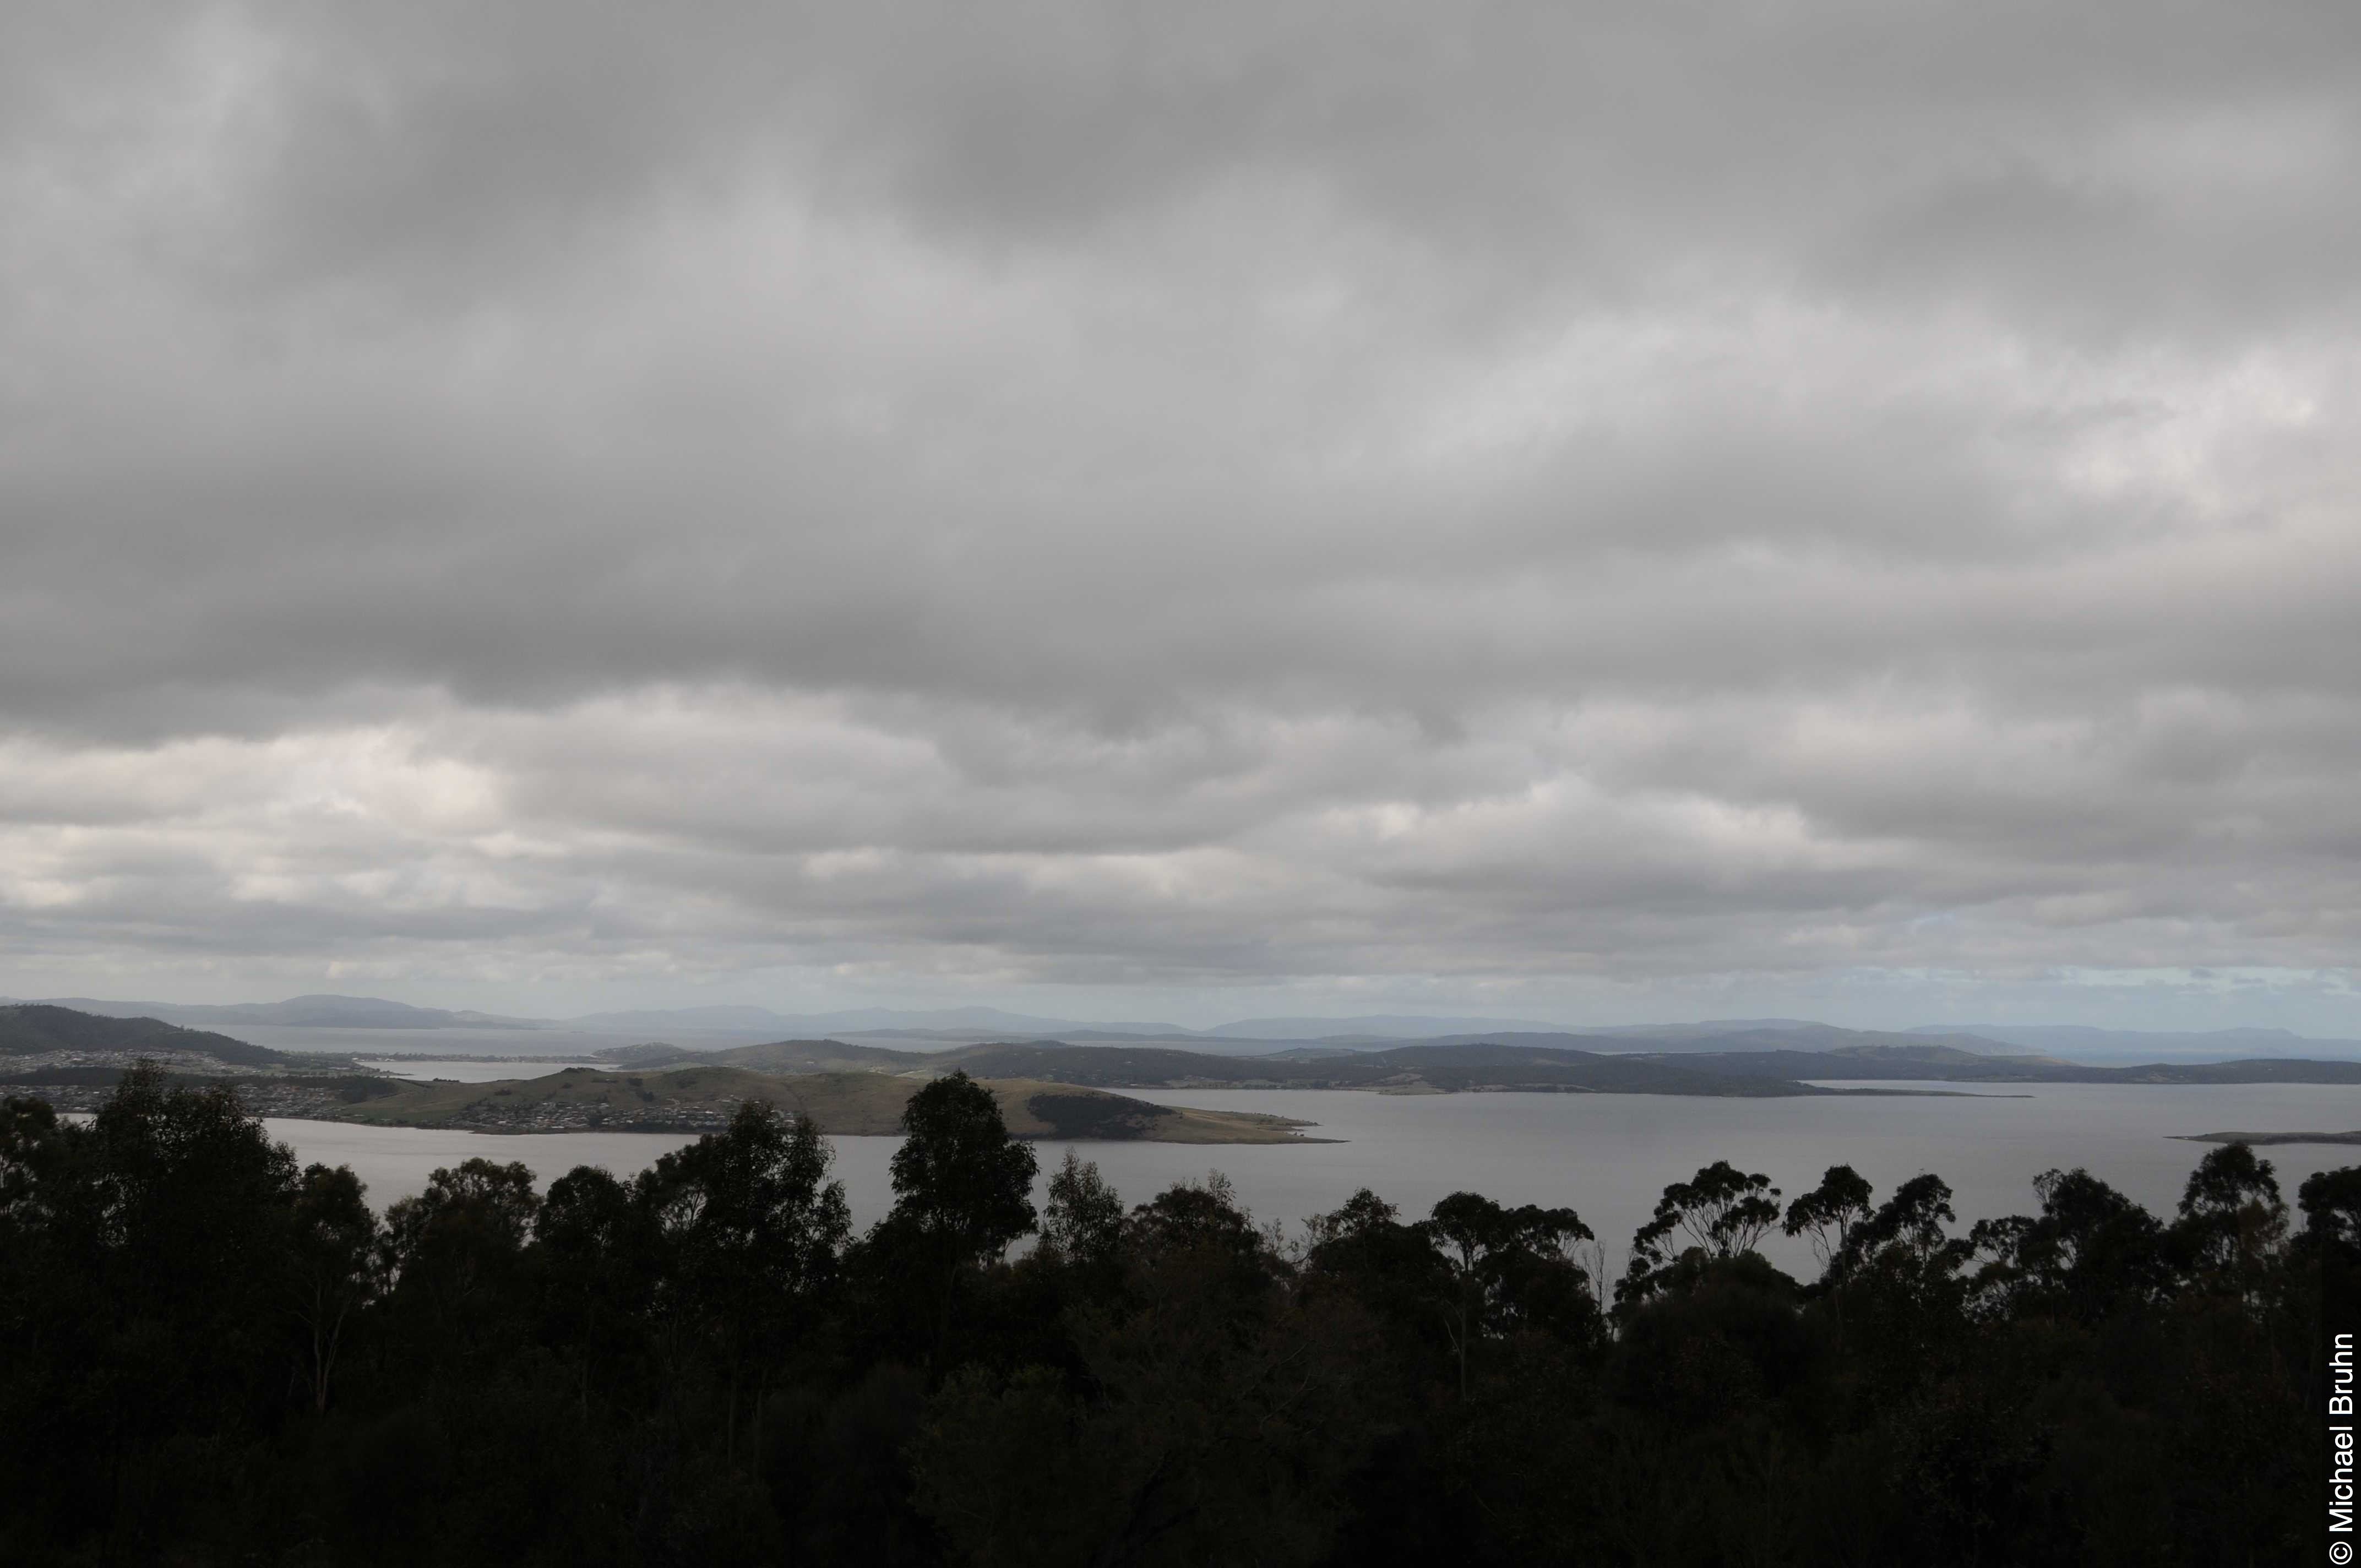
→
(0, 1061, 2325, 1566)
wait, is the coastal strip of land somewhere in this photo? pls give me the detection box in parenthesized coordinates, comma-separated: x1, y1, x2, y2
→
(15, 1000, 2361, 1146)
(323, 1065, 1325, 1143)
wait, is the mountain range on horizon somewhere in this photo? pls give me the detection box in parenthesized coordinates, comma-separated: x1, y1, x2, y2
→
(4, 992, 2360, 1063)
(0, 994, 1644, 1040)
(1906, 1022, 2331, 1054)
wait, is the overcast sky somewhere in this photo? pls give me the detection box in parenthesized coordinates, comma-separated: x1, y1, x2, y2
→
(3, 2, 2358, 1030)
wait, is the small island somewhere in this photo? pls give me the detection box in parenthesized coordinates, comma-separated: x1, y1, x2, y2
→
(2175, 1129, 2361, 1147)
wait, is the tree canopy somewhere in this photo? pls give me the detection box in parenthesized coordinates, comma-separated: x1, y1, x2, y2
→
(0, 1064, 2318, 1566)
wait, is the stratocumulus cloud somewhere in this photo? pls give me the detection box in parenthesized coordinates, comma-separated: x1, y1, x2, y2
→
(2, 1, 2357, 1025)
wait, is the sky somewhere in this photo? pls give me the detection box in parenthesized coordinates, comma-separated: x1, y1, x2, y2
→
(3, 2, 2359, 1032)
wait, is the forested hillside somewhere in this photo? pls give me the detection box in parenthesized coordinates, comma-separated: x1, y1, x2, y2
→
(0, 1003, 281, 1065)
(0, 1066, 2316, 1565)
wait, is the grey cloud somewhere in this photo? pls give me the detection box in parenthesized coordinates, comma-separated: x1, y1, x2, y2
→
(235, 3, 2359, 326)
(1, 1, 2357, 1024)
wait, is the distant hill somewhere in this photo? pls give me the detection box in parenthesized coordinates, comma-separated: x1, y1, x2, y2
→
(21, 997, 2361, 1131)
(599, 1038, 917, 1072)
(1647, 1047, 2361, 1086)
(564, 1005, 818, 1034)
(1399, 1025, 2019, 1057)
(599, 1030, 2361, 1095)
(15, 990, 2358, 1066)
(616, 1036, 1835, 1097)
(15, 994, 542, 1031)
(1910, 1023, 2361, 1060)
(567, 1005, 1198, 1038)
(1828, 1042, 2072, 1066)
(0, 1005, 286, 1066)
(1539, 1018, 1832, 1041)
(330, 1065, 1316, 1143)
(1204, 1013, 1575, 1040)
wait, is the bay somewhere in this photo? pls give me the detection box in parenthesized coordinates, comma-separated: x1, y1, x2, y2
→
(357, 1058, 606, 1084)
(258, 1078, 2361, 1275)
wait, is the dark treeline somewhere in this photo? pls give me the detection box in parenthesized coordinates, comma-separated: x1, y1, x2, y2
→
(0, 1064, 2326, 1565)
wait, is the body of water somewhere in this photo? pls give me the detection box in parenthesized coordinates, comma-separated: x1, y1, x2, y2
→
(357, 1058, 606, 1083)
(259, 1079, 2361, 1274)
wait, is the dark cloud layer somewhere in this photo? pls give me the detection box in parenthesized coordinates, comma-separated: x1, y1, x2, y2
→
(2, 1, 2357, 1025)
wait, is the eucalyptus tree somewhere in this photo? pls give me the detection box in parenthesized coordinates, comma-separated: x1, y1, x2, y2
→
(2170, 1142, 2287, 1299)
(1967, 1167, 2166, 1323)
(1619, 1161, 1782, 1311)
(1782, 1164, 1873, 1287)
(382, 1157, 543, 1357)
(886, 1071, 1037, 1363)
(636, 1100, 849, 1463)
(1041, 1150, 1124, 1268)
(1421, 1191, 1596, 1398)
(285, 1162, 381, 1416)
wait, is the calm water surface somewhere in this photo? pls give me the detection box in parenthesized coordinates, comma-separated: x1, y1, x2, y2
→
(260, 1080, 2361, 1273)
(357, 1058, 605, 1083)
